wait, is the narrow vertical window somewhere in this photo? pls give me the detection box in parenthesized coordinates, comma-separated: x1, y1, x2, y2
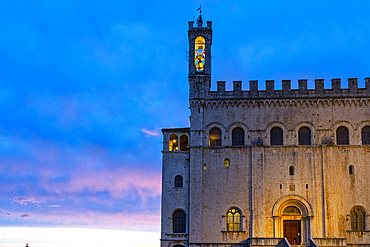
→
(232, 127, 245, 146)
(226, 208, 241, 231)
(180, 135, 189, 151)
(169, 134, 178, 151)
(271, 127, 283, 145)
(224, 158, 230, 167)
(174, 175, 183, 188)
(194, 36, 205, 73)
(209, 127, 222, 146)
(289, 166, 295, 175)
(349, 165, 354, 175)
(299, 127, 311, 145)
(173, 210, 186, 233)
(351, 210, 357, 230)
(362, 126, 370, 145)
(336, 126, 349, 145)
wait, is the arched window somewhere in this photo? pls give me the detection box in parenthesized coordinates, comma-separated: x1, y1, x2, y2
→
(195, 36, 205, 73)
(299, 127, 311, 145)
(174, 175, 183, 188)
(289, 166, 295, 175)
(173, 210, 186, 233)
(336, 126, 349, 145)
(362, 126, 370, 145)
(224, 158, 230, 167)
(351, 206, 366, 231)
(169, 134, 178, 151)
(209, 127, 222, 146)
(232, 127, 245, 146)
(271, 127, 283, 145)
(180, 135, 189, 151)
(226, 208, 241, 231)
(349, 165, 354, 175)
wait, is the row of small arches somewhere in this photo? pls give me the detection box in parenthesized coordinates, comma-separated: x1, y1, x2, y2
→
(191, 98, 370, 108)
(209, 125, 370, 146)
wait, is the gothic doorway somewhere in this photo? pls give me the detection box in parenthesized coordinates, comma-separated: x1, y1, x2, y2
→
(283, 220, 301, 245)
(272, 195, 313, 245)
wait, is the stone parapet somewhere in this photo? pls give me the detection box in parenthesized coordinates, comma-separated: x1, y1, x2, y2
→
(209, 78, 370, 99)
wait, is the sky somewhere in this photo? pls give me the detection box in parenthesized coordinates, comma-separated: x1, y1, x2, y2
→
(1, 0, 370, 246)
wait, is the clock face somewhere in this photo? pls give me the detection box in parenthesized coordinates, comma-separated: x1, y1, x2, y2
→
(195, 36, 205, 73)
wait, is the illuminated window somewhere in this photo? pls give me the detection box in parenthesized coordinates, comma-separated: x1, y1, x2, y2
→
(271, 127, 283, 145)
(336, 126, 349, 145)
(289, 166, 295, 175)
(351, 206, 365, 231)
(175, 175, 183, 188)
(362, 126, 370, 145)
(232, 127, 245, 146)
(180, 135, 189, 151)
(224, 158, 230, 167)
(283, 206, 301, 215)
(194, 36, 205, 73)
(299, 127, 311, 145)
(173, 210, 186, 233)
(349, 165, 354, 175)
(227, 208, 241, 231)
(169, 134, 178, 151)
(209, 128, 222, 146)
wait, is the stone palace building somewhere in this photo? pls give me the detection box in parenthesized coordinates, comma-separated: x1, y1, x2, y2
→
(160, 14, 370, 247)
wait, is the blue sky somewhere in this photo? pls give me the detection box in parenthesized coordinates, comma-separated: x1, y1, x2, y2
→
(0, 0, 370, 246)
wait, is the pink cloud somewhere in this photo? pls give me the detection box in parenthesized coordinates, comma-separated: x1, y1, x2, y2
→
(49, 167, 161, 199)
(141, 128, 160, 136)
(3, 208, 160, 230)
(12, 197, 40, 206)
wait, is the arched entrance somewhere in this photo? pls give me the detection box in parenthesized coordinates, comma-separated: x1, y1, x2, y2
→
(272, 195, 314, 245)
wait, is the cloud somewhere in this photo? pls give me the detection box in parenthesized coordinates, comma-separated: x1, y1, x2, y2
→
(21, 213, 30, 218)
(141, 128, 160, 136)
(0, 211, 11, 216)
(12, 197, 40, 206)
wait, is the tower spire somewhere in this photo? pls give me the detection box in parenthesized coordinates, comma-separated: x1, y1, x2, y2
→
(196, 5, 203, 27)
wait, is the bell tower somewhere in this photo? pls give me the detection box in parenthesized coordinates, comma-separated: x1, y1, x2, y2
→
(188, 11, 212, 99)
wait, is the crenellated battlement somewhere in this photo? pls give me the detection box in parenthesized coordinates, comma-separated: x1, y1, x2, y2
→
(206, 78, 370, 99)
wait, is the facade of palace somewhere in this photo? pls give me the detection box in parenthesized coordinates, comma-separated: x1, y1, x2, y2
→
(160, 15, 370, 247)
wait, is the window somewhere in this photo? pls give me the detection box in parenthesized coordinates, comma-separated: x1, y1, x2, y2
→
(351, 206, 366, 231)
(336, 126, 349, 145)
(174, 175, 183, 188)
(299, 127, 311, 145)
(169, 134, 178, 151)
(180, 135, 189, 151)
(289, 166, 295, 175)
(173, 210, 186, 233)
(271, 127, 283, 145)
(195, 36, 205, 73)
(362, 126, 370, 145)
(232, 127, 245, 146)
(349, 165, 354, 175)
(224, 158, 230, 167)
(226, 208, 241, 231)
(209, 127, 222, 146)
